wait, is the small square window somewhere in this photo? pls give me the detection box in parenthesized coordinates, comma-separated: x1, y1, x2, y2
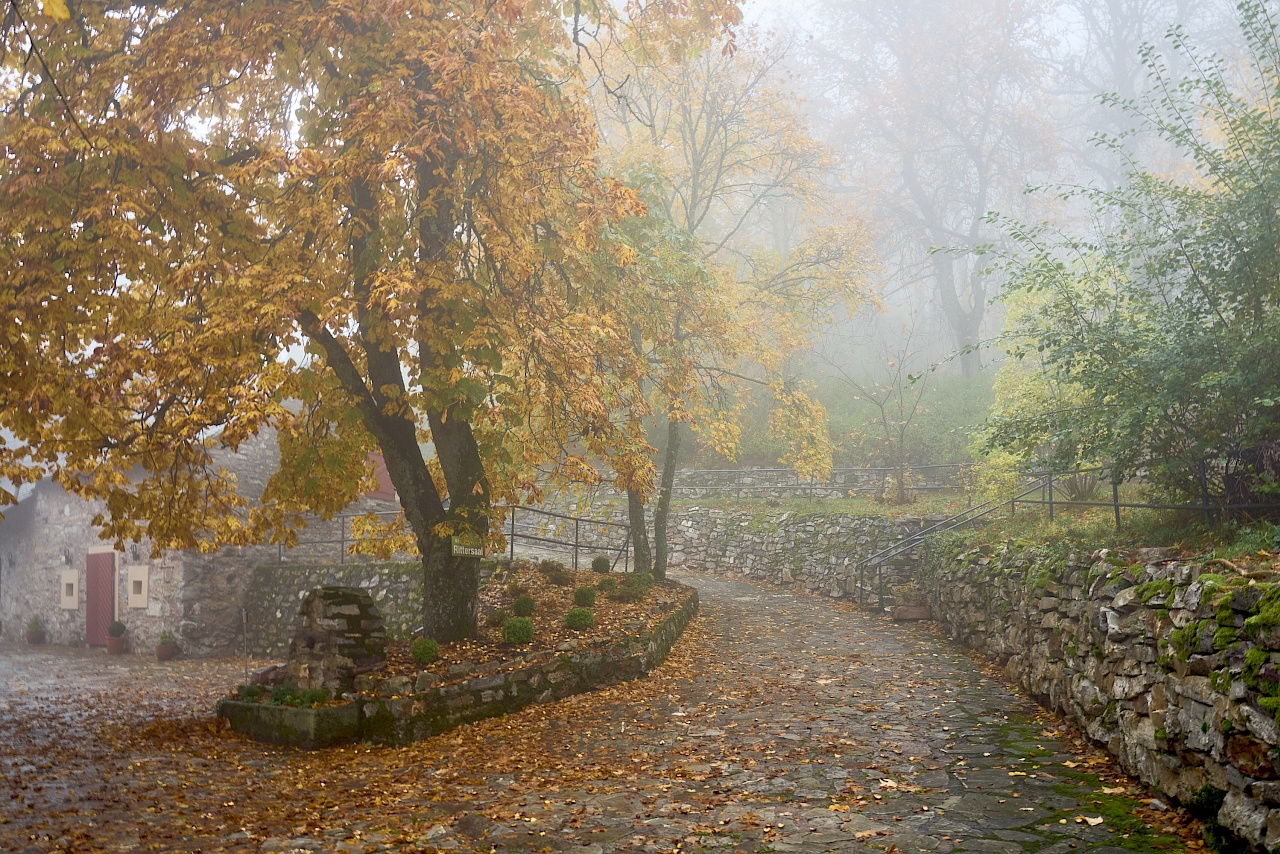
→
(132, 580, 143, 595)
(65, 582, 74, 597)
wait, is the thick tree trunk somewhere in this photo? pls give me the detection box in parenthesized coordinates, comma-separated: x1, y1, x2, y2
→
(931, 254, 984, 378)
(627, 487, 653, 575)
(652, 417, 683, 580)
(420, 536, 479, 642)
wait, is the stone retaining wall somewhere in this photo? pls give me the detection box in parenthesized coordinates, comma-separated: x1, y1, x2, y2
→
(220, 584, 699, 748)
(922, 541, 1280, 851)
(243, 562, 422, 657)
(665, 508, 933, 606)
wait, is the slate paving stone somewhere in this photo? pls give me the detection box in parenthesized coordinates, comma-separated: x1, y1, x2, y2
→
(0, 570, 1193, 853)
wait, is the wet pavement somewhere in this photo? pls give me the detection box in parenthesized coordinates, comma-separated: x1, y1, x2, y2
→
(0, 571, 1192, 853)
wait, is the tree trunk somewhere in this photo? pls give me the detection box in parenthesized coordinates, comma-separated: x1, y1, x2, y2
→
(627, 487, 652, 575)
(420, 536, 479, 643)
(931, 253, 984, 378)
(652, 417, 683, 580)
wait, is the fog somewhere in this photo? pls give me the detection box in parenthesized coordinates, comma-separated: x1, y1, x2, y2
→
(650, 0, 1255, 472)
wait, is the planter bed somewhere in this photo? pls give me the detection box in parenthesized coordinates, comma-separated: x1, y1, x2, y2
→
(218, 583, 698, 749)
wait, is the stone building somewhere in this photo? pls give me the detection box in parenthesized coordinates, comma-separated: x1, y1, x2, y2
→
(0, 430, 401, 655)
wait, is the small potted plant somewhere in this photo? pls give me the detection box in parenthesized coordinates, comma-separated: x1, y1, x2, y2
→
(106, 620, 127, 654)
(155, 629, 179, 662)
(25, 615, 46, 645)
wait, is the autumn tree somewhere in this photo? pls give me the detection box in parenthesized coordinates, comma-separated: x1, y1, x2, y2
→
(591, 33, 870, 577)
(0, 0, 738, 641)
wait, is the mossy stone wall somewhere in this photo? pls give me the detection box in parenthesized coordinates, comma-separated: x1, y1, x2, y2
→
(922, 541, 1280, 852)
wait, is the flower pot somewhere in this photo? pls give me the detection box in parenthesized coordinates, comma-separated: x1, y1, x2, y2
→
(155, 642, 178, 662)
(106, 636, 126, 655)
(25, 628, 46, 645)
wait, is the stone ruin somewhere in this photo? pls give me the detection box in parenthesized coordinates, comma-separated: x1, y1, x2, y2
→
(285, 586, 386, 696)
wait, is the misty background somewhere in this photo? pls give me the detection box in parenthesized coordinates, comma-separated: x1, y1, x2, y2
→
(659, 0, 1247, 474)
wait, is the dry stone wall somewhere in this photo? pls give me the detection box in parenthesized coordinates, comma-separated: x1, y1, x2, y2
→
(664, 507, 933, 605)
(922, 541, 1280, 852)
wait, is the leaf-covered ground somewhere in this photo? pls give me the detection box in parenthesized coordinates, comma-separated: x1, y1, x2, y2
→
(1, 570, 1205, 853)
(375, 562, 687, 682)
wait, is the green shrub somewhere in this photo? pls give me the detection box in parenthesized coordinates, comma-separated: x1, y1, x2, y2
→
(264, 682, 328, 708)
(107, 620, 127, 638)
(157, 629, 176, 645)
(565, 608, 594, 631)
(269, 682, 298, 704)
(503, 617, 534, 644)
(237, 684, 264, 702)
(512, 594, 536, 617)
(591, 555, 611, 574)
(597, 576, 617, 592)
(537, 559, 574, 586)
(611, 571, 654, 602)
(411, 637, 439, 665)
(485, 609, 508, 628)
(573, 586, 597, 607)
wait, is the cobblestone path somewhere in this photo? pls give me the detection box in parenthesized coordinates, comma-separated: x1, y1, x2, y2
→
(0, 571, 1193, 853)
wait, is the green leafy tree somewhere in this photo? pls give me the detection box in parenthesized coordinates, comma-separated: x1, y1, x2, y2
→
(982, 0, 1280, 505)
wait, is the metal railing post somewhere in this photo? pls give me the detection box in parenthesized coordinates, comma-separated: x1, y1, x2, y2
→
(339, 515, 346, 565)
(510, 508, 516, 560)
(877, 565, 884, 611)
(573, 519, 580, 570)
(1113, 481, 1121, 531)
(1047, 473, 1054, 523)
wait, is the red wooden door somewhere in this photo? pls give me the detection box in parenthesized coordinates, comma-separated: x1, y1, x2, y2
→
(85, 553, 115, 646)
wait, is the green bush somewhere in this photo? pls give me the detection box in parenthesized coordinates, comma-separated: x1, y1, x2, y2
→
(565, 608, 594, 631)
(260, 682, 327, 707)
(502, 617, 534, 644)
(573, 586, 597, 607)
(597, 576, 617, 592)
(157, 629, 176, 645)
(485, 609, 508, 628)
(537, 559, 574, 586)
(512, 594, 536, 617)
(269, 683, 298, 704)
(411, 637, 439, 665)
(591, 555, 611, 573)
(611, 571, 654, 602)
(107, 620, 127, 638)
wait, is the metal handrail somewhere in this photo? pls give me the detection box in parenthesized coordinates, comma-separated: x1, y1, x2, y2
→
(277, 504, 632, 572)
(853, 476, 1051, 611)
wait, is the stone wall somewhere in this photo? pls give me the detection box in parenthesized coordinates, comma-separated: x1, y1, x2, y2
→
(353, 585, 699, 746)
(663, 507, 933, 606)
(220, 584, 700, 748)
(922, 540, 1280, 851)
(243, 562, 423, 657)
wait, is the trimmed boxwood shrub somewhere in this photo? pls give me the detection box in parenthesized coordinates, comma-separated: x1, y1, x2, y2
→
(591, 555, 611, 573)
(573, 586, 597, 607)
(485, 609, 508, 628)
(411, 637, 439, 665)
(536, 559, 574, 586)
(564, 608, 594, 631)
(597, 576, 617, 592)
(502, 617, 534, 644)
(512, 594, 536, 617)
(611, 571, 654, 603)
